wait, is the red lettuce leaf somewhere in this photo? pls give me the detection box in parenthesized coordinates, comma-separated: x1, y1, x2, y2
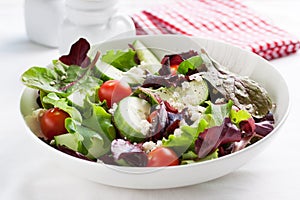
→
(118, 152, 148, 167)
(148, 102, 169, 140)
(221, 113, 274, 156)
(111, 139, 148, 167)
(59, 51, 101, 92)
(161, 51, 198, 66)
(254, 112, 275, 137)
(195, 117, 242, 158)
(159, 51, 198, 76)
(143, 51, 198, 88)
(56, 145, 95, 162)
(239, 117, 256, 137)
(148, 101, 185, 141)
(59, 38, 91, 68)
(142, 74, 187, 89)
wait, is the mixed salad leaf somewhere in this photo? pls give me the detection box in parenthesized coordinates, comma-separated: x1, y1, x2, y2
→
(21, 38, 275, 167)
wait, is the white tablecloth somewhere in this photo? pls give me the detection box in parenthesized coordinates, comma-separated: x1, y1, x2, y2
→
(1, 0, 299, 199)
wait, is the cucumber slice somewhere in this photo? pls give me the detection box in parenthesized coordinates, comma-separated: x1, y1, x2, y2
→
(94, 60, 124, 81)
(132, 40, 161, 74)
(94, 59, 145, 85)
(132, 87, 160, 106)
(113, 96, 151, 143)
(178, 80, 209, 106)
(155, 79, 209, 110)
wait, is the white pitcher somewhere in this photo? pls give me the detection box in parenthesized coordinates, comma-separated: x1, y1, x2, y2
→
(24, 0, 65, 47)
(59, 0, 136, 54)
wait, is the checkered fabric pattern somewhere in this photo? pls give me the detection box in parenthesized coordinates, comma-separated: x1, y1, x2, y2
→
(131, 0, 300, 60)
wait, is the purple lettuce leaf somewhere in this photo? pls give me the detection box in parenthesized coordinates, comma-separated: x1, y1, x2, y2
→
(165, 112, 182, 133)
(231, 133, 263, 154)
(148, 102, 169, 140)
(163, 100, 178, 113)
(59, 51, 101, 92)
(255, 121, 274, 137)
(159, 51, 198, 76)
(59, 38, 91, 68)
(118, 152, 148, 167)
(161, 51, 199, 66)
(239, 117, 256, 137)
(195, 117, 242, 158)
(254, 112, 275, 137)
(159, 56, 172, 75)
(221, 113, 274, 156)
(148, 101, 186, 141)
(142, 74, 187, 89)
(143, 50, 197, 88)
(56, 145, 95, 162)
(111, 139, 148, 167)
(97, 154, 118, 165)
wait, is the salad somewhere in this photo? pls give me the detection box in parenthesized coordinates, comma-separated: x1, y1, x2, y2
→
(21, 38, 275, 167)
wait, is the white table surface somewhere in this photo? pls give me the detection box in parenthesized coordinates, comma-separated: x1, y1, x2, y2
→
(1, 0, 300, 199)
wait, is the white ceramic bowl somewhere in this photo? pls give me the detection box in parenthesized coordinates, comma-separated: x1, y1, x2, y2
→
(20, 35, 290, 189)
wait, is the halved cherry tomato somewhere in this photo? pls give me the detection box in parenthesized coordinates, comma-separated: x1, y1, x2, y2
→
(170, 64, 179, 75)
(40, 107, 70, 140)
(147, 110, 158, 123)
(147, 147, 179, 167)
(98, 80, 132, 108)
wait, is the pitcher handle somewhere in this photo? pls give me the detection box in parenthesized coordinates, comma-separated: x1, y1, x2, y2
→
(108, 14, 136, 36)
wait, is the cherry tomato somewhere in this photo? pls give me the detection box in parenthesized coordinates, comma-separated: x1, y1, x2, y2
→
(147, 147, 179, 167)
(98, 80, 132, 108)
(170, 64, 179, 75)
(40, 107, 70, 140)
(147, 110, 158, 123)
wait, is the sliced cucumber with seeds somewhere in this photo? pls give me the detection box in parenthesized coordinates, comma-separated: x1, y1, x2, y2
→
(132, 40, 161, 74)
(113, 96, 151, 143)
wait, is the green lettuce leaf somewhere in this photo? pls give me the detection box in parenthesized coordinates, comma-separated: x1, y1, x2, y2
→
(230, 109, 251, 126)
(58, 118, 111, 159)
(21, 59, 102, 97)
(82, 99, 116, 141)
(181, 150, 198, 160)
(162, 100, 233, 156)
(101, 49, 137, 71)
(162, 119, 208, 155)
(21, 66, 63, 95)
(181, 149, 218, 165)
(204, 100, 233, 126)
(177, 55, 203, 75)
(42, 93, 82, 122)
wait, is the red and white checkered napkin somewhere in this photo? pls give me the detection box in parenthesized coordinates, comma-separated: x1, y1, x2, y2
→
(131, 0, 300, 60)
